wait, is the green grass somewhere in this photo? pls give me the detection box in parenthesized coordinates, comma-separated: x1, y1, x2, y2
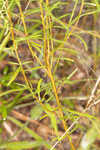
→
(0, 0, 100, 150)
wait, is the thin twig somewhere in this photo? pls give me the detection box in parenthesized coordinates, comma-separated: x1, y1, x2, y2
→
(87, 75, 100, 106)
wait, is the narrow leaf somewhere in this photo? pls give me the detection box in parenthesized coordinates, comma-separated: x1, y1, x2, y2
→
(7, 67, 21, 86)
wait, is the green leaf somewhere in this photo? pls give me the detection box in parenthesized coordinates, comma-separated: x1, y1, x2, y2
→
(0, 88, 26, 98)
(30, 105, 43, 120)
(7, 67, 21, 86)
(45, 104, 58, 137)
(37, 79, 42, 98)
(0, 141, 44, 150)
(0, 32, 11, 55)
(0, 105, 7, 120)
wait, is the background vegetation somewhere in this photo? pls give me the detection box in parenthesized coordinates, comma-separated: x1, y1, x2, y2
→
(0, 0, 100, 149)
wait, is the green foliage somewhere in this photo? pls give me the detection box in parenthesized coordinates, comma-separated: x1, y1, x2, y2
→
(30, 104, 43, 120)
(0, 0, 100, 150)
(0, 103, 7, 120)
(0, 141, 47, 150)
